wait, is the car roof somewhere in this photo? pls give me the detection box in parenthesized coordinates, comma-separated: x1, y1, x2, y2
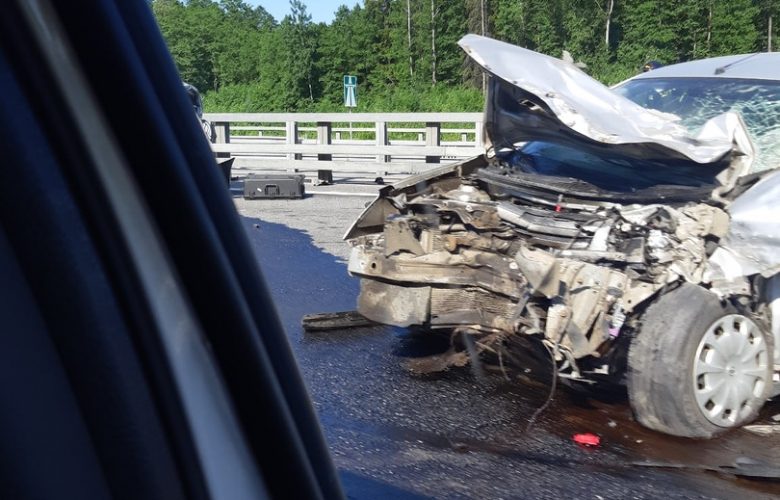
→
(630, 52, 780, 81)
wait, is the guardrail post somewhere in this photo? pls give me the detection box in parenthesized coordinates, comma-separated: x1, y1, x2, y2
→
(214, 121, 231, 159)
(375, 121, 389, 163)
(474, 119, 484, 150)
(425, 122, 441, 164)
(286, 121, 300, 160)
(317, 121, 332, 161)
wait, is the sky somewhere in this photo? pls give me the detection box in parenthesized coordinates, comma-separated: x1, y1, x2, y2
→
(247, 0, 361, 24)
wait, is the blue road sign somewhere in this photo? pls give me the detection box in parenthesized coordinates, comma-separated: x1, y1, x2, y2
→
(343, 75, 357, 108)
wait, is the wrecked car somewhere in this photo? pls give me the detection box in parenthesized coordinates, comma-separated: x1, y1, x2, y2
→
(345, 35, 780, 438)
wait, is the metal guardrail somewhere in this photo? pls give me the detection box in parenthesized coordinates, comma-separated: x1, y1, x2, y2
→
(204, 112, 485, 179)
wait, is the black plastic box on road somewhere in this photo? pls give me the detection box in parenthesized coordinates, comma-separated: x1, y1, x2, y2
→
(243, 174, 306, 199)
(317, 169, 333, 185)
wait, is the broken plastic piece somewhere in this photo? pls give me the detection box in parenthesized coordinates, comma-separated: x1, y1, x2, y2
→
(609, 303, 626, 338)
(301, 310, 377, 331)
(572, 433, 601, 447)
(554, 194, 564, 212)
(744, 424, 780, 436)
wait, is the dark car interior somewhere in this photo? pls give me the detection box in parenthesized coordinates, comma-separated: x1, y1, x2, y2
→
(0, 1, 341, 498)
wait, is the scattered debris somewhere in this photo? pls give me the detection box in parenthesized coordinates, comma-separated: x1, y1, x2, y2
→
(244, 174, 306, 199)
(403, 349, 469, 375)
(743, 424, 780, 436)
(633, 457, 780, 480)
(573, 433, 601, 447)
(302, 310, 377, 331)
(607, 420, 617, 428)
(726, 456, 780, 479)
(316, 169, 333, 186)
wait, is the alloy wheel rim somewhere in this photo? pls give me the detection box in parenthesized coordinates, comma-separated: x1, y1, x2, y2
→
(693, 314, 769, 427)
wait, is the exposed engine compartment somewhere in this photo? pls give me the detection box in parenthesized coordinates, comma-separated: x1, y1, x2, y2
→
(347, 156, 748, 381)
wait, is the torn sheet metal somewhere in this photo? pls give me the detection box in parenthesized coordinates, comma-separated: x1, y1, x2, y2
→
(707, 169, 780, 280)
(458, 34, 754, 169)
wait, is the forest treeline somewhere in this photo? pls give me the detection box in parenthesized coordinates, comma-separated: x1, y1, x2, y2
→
(151, 0, 780, 112)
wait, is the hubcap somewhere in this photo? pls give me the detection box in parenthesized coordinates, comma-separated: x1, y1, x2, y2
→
(693, 314, 770, 427)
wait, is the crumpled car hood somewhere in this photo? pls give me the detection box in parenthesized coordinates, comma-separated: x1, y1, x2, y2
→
(458, 34, 754, 177)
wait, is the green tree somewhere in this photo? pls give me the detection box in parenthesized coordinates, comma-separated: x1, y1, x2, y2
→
(317, 5, 378, 105)
(153, 0, 215, 90)
(279, 0, 319, 108)
(492, 0, 529, 47)
(709, 0, 760, 55)
(211, 1, 267, 87)
(432, 1, 468, 85)
(463, 0, 491, 89)
(616, 0, 680, 74)
(527, 0, 565, 55)
(152, 0, 780, 112)
(756, 0, 780, 51)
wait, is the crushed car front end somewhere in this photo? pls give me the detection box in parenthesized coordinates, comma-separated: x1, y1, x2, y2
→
(347, 156, 736, 377)
(346, 35, 780, 437)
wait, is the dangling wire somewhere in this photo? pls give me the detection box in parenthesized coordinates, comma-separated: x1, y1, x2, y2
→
(496, 347, 510, 381)
(461, 329, 486, 382)
(525, 341, 558, 432)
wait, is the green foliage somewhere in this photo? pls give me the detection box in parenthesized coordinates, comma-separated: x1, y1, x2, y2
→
(616, 0, 681, 73)
(316, 5, 376, 104)
(710, 0, 760, 55)
(756, 0, 780, 51)
(279, 0, 319, 108)
(152, 0, 779, 110)
(203, 82, 483, 112)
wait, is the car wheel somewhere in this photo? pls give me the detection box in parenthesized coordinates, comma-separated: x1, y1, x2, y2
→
(627, 283, 773, 438)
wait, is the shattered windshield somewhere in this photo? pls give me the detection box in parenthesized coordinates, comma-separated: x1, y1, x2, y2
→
(615, 77, 780, 172)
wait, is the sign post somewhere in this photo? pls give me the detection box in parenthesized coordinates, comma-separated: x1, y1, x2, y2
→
(343, 75, 357, 140)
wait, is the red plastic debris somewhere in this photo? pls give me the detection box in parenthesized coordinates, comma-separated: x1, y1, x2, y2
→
(554, 194, 564, 212)
(572, 433, 601, 447)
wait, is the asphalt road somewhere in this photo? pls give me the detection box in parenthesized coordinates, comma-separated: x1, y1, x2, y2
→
(234, 188, 780, 500)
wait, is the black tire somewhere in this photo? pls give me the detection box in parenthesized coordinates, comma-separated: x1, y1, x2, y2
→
(627, 283, 773, 438)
